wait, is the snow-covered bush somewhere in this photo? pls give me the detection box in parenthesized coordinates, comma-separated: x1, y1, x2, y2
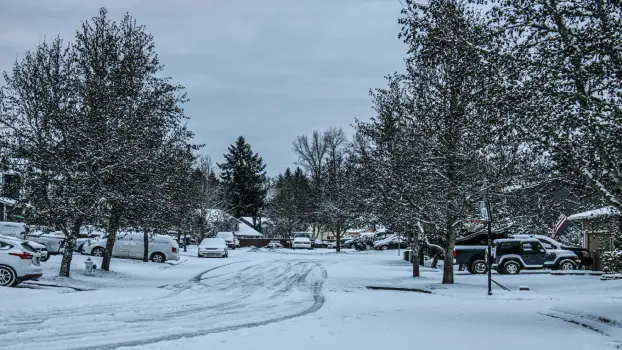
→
(602, 251, 622, 274)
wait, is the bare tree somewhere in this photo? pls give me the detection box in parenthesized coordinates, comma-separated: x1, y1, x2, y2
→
(194, 154, 225, 241)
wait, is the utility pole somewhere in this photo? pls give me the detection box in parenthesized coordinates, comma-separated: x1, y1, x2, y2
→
(480, 199, 492, 296)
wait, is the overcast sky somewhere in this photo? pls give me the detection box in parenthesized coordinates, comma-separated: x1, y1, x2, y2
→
(0, 0, 406, 175)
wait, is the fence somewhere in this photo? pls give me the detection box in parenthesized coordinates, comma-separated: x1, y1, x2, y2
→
(238, 238, 291, 248)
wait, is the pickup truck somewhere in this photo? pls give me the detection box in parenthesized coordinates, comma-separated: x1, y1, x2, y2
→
(453, 245, 488, 274)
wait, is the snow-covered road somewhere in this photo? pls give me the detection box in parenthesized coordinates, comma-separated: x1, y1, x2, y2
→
(0, 258, 326, 349)
(1, 248, 621, 350)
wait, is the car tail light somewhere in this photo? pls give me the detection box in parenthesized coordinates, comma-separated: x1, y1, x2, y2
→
(172, 247, 177, 253)
(572, 256, 578, 260)
(453, 249, 457, 257)
(9, 251, 33, 260)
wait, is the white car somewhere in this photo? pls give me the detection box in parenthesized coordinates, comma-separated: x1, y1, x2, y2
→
(0, 234, 49, 262)
(0, 236, 43, 287)
(215, 232, 236, 249)
(0, 222, 63, 257)
(197, 238, 228, 258)
(292, 237, 312, 250)
(82, 232, 179, 263)
(266, 240, 283, 249)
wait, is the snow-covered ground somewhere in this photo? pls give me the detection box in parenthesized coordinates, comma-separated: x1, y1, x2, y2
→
(1, 248, 620, 350)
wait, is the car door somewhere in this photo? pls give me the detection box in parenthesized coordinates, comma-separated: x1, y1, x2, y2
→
(113, 235, 131, 258)
(128, 235, 144, 259)
(520, 242, 547, 266)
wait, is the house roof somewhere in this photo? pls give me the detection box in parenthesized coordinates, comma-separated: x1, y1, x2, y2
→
(0, 197, 16, 206)
(567, 206, 621, 221)
(235, 220, 263, 237)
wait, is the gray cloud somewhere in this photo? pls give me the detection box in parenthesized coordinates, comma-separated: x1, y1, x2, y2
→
(0, 0, 406, 174)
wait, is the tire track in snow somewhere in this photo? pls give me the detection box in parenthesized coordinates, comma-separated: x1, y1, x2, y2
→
(0, 260, 326, 350)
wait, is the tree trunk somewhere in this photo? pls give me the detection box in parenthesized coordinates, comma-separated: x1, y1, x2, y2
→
(335, 227, 341, 253)
(58, 218, 82, 277)
(411, 239, 420, 277)
(442, 223, 457, 284)
(419, 246, 425, 266)
(101, 212, 120, 271)
(143, 229, 149, 262)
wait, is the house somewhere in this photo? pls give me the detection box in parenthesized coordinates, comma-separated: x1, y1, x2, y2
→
(567, 206, 621, 271)
(235, 219, 263, 238)
(0, 196, 16, 222)
(0, 165, 22, 222)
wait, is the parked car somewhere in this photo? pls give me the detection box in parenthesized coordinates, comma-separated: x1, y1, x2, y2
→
(373, 235, 408, 250)
(292, 237, 312, 250)
(373, 231, 395, 241)
(197, 238, 228, 258)
(511, 234, 592, 268)
(0, 236, 43, 287)
(266, 240, 283, 249)
(0, 222, 65, 257)
(82, 233, 179, 263)
(215, 232, 236, 249)
(454, 233, 584, 274)
(453, 245, 488, 274)
(493, 238, 579, 275)
(0, 234, 49, 262)
(314, 239, 329, 248)
(328, 237, 355, 249)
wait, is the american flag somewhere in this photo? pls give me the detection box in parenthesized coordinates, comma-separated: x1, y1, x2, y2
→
(552, 214, 567, 240)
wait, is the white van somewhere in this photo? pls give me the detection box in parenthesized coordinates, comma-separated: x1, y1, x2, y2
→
(82, 232, 179, 263)
(0, 221, 27, 238)
(215, 232, 236, 249)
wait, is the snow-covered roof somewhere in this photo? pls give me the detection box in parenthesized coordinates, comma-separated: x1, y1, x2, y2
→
(235, 220, 263, 237)
(0, 197, 16, 206)
(567, 206, 620, 221)
(240, 216, 270, 225)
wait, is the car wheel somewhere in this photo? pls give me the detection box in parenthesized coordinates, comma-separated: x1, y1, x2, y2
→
(502, 261, 521, 275)
(557, 259, 577, 270)
(92, 247, 105, 257)
(0, 266, 17, 287)
(151, 253, 165, 263)
(470, 260, 488, 274)
(381, 245, 389, 251)
(39, 254, 50, 262)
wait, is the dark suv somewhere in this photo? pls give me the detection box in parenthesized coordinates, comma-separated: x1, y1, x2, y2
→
(493, 238, 579, 274)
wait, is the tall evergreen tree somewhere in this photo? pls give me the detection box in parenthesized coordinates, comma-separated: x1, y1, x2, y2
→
(218, 136, 267, 228)
(266, 167, 311, 238)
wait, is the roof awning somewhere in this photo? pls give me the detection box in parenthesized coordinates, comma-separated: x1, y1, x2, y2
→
(567, 206, 621, 221)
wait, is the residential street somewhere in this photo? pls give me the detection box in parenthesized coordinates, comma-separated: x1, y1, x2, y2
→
(0, 249, 620, 350)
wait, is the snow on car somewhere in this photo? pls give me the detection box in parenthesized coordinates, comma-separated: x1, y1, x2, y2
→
(0, 236, 43, 287)
(197, 238, 228, 258)
(292, 236, 312, 250)
(215, 232, 236, 249)
(82, 232, 179, 263)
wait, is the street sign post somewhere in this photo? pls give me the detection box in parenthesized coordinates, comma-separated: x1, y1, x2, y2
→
(479, 199, 492, 296)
